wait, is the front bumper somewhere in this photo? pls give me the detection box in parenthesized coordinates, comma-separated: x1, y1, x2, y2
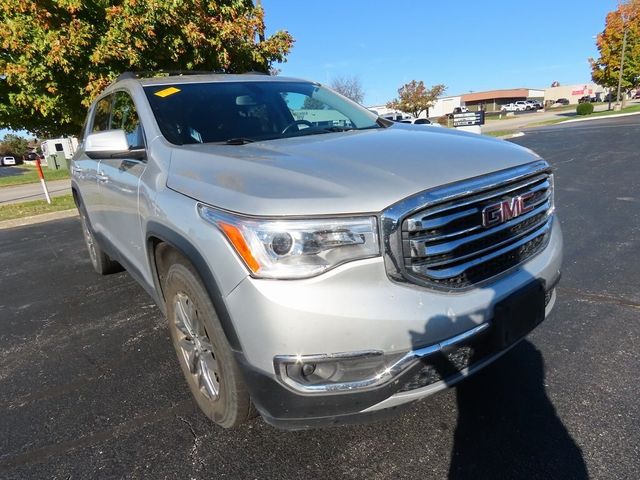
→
(226, 217, 563, 429)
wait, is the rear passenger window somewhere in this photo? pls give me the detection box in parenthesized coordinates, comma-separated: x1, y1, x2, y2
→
(92, 96, 112, 132)
(111, 91, 145, 149)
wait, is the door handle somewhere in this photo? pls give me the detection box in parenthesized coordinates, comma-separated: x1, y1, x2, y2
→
(96, 172, 109, 183)
(71, 165, 84, 174)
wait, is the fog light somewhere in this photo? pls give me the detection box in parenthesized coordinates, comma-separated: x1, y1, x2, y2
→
(274, 351, 392, 393)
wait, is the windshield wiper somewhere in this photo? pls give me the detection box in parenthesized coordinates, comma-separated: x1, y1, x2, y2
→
(223, 137, 256, 145)
(320, 126, 355, 132)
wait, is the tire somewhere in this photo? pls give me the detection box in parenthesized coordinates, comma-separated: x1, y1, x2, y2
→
(164, 258, 253, 428)
(79, 209, 122, 275)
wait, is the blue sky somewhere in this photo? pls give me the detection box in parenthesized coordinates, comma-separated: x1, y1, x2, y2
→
(263, 0, 617, 105)
(1, 0, 617, 139)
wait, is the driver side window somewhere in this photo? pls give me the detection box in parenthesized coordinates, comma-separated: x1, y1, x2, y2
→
(111, 91, 145, 149)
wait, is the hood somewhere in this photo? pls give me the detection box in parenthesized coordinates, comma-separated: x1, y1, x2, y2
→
(166, 125, 542, 216)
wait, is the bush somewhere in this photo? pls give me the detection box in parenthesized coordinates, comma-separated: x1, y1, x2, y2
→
(576, 103, 594, 115)
(437, 115, 450, 126)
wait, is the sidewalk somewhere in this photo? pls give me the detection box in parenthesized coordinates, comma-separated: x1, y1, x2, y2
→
(481, 103, 613, 133)
(0, 179, 71, 205)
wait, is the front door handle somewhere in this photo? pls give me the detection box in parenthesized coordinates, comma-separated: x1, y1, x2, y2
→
(71, 165, 84, 174)
(96, 172, 109, 183)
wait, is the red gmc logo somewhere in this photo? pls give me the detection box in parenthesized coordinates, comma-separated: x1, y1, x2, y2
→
(482, 192, 535, 227)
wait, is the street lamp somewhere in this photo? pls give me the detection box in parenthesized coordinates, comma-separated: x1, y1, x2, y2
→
(614, 15, 629, 111)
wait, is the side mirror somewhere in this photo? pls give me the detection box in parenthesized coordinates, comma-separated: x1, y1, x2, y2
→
(85, 130, 146, 160)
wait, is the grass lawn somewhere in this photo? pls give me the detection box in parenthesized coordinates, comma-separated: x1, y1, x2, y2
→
(484, 130, 520, 138)
(0, 164, 70, 187)
(0, 194, 76, 222)
(578, 104, 640, 118)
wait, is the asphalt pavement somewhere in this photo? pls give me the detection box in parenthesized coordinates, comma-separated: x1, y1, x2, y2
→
(1, 116, 639, 479)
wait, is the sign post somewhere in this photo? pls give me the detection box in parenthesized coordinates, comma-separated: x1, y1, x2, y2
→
(452, 111, 485, 134)
(35, 158, 52, 204)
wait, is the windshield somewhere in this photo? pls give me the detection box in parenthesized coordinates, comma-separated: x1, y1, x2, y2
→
(143, 81, 381, 145)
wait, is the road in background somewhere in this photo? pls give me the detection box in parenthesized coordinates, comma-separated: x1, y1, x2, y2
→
(1, 116, 639, 479)
(480, 100, 638, 133)
(0, 179, 71, 205)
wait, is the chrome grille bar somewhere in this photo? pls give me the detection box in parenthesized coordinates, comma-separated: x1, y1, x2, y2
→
(381, 160, 554, 290)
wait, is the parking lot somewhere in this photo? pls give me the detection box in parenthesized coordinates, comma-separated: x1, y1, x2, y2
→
(1, 116, 639, 479)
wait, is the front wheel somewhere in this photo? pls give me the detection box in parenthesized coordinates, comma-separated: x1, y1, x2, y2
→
(164, 259, 254, 428)
(79, 210, 122, 275)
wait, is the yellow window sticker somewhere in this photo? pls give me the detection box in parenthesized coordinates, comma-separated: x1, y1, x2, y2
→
(154, 87, 181, 98)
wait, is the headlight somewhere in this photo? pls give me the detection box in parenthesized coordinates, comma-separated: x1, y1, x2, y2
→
(197, 204, 380, 279)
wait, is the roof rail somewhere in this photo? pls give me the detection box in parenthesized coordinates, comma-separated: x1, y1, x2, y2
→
(113, 70, 223, 83)
(114, 69, 269, 83)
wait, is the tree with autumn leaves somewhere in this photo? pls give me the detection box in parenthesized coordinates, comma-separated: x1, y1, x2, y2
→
(386, 80, 446, 119)
(590, 0, 640, 100)
(0, 1, 294, 137)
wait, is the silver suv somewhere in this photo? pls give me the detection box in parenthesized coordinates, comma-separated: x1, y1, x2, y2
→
(71, 72, 562, 430)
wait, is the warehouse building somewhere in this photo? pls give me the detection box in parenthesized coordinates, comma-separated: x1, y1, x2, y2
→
(544, 83, 607, 104)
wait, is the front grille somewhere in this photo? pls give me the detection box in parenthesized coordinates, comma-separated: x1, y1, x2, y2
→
(395, 167, 554, 289)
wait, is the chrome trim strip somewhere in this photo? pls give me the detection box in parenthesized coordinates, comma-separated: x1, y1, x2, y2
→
(380, 160, 553, 291)
(412, 219, 551, 279)
(409, 201, 551, 258)
(273, 322, 490, 395)
(402, 173, 549, 232)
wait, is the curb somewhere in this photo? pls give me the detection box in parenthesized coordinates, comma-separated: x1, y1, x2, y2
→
(0, 209, 78, 230)
(500, 132, 525, 139)
(561, 111, 640, 124)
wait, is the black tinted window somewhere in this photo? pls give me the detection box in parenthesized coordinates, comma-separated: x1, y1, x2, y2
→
(92, 96, 112, 132)
(111, 91, 145, 148)
(144, 81, 379, 145)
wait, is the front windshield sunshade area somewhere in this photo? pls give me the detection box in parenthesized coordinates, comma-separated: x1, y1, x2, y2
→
(143, 81, 381, 145)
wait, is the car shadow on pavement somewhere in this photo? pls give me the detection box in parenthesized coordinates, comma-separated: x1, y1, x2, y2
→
(408, 293, 588, 479)
(447, 340, 587, 479)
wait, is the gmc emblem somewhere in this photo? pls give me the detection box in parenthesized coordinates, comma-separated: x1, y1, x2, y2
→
(482, 192, 535, 228)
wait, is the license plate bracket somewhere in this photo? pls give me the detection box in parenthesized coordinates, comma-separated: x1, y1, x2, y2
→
(492, 280, 545, 349)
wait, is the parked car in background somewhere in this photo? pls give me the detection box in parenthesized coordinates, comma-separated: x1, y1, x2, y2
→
(633, 91, 640, 100)
(398, 117, 441, 127)
(23, 152, 39, 161)
(1, 156, 17, 166)
(515, 101, 532, 111)
(578, 96, 597, 104)
(500, 103, 524, 112)
(526, 100, 543, 110)
(556, 98, 570, 106)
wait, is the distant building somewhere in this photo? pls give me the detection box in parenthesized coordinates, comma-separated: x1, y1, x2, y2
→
(370, 83, 606, 120)
(461, 88, 545, 112)
(544, 83, 606, 104)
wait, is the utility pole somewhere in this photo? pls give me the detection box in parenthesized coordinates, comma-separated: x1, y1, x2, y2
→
(255, 0, 265, 43)
(615, 19, 628, 111)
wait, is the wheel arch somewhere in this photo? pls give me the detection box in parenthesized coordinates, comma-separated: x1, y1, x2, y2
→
(145, 221, 243, 352)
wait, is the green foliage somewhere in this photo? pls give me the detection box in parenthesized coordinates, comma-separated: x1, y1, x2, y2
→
(576, 103, 595, 115)
(0, 134, 30, 157)
(0, 164, 70, 187)
(590, 1, 640, 91)
(0, 194, 75, 222)
(386, 81, 446, 118)
(0, 1, 294, 137)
